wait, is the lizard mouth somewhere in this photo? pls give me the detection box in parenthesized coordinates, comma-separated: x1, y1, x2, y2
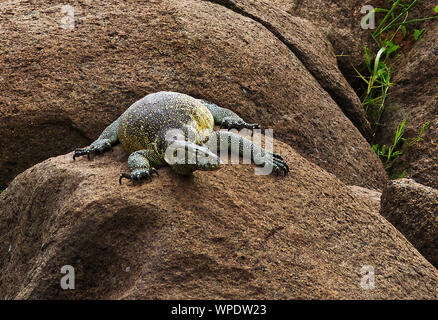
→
(164, 140, 223, 171)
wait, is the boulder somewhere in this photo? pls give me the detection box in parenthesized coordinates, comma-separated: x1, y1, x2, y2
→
(269, 0, 437, 87)
(381, 179, 438, 268)
(0, 142, 436, 299)
(377, 21, 438, 189)
(204, 0, 372, 140)
(269, 0, 383, 88)
(0, 0, 386, 190)
(348, 185, 381, 213)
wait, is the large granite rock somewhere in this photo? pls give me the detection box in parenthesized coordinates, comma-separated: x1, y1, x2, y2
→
(0, 142, 436, 299)
(381, 178, 438, 268)
(0, 0, 386, 190)
(378, 21, 438, 189)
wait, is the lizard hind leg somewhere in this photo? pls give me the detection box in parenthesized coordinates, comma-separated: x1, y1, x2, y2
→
(119, 150, 164, 185)
(198, 99, 260, 130)
(205, 131, 289, 176)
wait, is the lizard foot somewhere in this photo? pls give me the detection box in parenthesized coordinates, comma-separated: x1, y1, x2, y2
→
(264, 156, 289, 177)
(271, 152, 284, 161)
(73, 139, 112, 160)
(273, 157, 289, 176)
(119, 168, 159, 185)
(221, 118, 260, 130)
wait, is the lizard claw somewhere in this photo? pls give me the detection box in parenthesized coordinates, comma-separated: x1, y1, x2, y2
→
(221, 118, 260, 130)
(73, 139, 112, 161)
(272, 152, 284, 161)
(261, 155, 289, 177)
(119, 168, 159, 185)
(273, 157, 289, 176)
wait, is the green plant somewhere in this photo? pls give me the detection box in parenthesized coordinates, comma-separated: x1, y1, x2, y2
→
(372, 117, 406, 165)
(372, 118, 430, 168)
(396, 170, 408, 179)
(413, 28, 425, 40)
(354, 46, 393, 137)
(355, 1, 435, 176)
(371, 0, 438, 45)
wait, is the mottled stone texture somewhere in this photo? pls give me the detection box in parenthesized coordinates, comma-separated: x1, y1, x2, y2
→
(269, 0, 437, 87)
(0, 0, 386, 190)
(381, 179, 438, 268)
(0, 143, 437, 299)
(377, 21, 438, 189)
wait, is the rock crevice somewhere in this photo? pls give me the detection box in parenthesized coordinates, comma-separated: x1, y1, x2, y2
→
(203, 0, 372, 140)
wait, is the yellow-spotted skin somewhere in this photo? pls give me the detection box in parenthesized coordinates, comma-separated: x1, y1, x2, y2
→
(73, 91, 290, 181)
(117, 91, 214, 156)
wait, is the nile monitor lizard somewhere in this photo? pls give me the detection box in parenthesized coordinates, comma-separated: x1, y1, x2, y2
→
(73, 91, 289, 183)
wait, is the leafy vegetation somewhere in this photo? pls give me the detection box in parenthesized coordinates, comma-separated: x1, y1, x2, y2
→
(372, 118, 430, 168)
(371, 0, 438, 45)
(413, 28, 425, 40)
(354, 46, 391, 136)
(355, 0, 436, 177)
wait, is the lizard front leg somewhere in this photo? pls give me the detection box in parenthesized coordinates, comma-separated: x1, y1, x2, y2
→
(119, 150, 164, 185)
(204, 131, 289, 176)
(73, 117, 120, 160)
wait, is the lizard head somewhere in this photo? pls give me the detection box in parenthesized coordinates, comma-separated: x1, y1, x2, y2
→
(164, 140, 223, 175)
